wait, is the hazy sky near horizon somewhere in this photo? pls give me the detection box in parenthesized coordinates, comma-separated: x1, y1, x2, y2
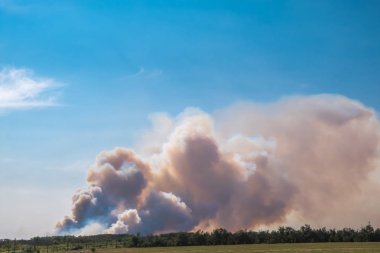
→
(1, 0, 380, 238)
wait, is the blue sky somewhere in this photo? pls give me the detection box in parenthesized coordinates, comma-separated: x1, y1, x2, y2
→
(1, 0, 380, 238)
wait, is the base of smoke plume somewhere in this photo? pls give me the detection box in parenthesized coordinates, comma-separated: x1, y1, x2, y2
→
(12, 224, 380, 247)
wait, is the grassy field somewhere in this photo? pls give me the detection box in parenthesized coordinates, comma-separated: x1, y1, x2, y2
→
(72, 243, 380, 253)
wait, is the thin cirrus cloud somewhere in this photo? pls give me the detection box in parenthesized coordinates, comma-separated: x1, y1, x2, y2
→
(0, 0, 28, 12)
(0, 67, 61, 110)
(120, 67, 163, 81)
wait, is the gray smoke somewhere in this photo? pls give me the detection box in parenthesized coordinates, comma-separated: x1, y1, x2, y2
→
(56, 94, 380, 235)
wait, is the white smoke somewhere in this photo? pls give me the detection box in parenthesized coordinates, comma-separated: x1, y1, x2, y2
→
(57, 94, 380, 235)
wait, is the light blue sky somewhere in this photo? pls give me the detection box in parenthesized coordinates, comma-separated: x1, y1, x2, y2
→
(1, 0, 380, 238)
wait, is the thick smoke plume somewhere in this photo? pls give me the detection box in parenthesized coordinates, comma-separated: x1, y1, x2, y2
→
(56, 95, 380, 235)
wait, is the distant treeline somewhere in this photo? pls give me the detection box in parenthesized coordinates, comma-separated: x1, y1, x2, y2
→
(1, 224, 380, 252)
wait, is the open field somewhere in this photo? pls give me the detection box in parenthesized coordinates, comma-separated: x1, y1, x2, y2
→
(68, 243, 380, 253)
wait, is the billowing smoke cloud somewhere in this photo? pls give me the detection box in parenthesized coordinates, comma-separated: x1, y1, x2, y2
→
(56, 94, 380, 235)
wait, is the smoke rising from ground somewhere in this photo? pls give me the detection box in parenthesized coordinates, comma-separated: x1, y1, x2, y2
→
(56, 94, 380, 235)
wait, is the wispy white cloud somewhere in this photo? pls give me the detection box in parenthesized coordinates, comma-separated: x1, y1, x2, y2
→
(0, 67, 61, 110)
(121, 66, 163, 81)
(0, 0, 28, 12)
(125, 66, 145, 79)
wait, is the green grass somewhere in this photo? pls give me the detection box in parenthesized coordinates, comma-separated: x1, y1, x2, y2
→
(77, 243, 380, 253)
